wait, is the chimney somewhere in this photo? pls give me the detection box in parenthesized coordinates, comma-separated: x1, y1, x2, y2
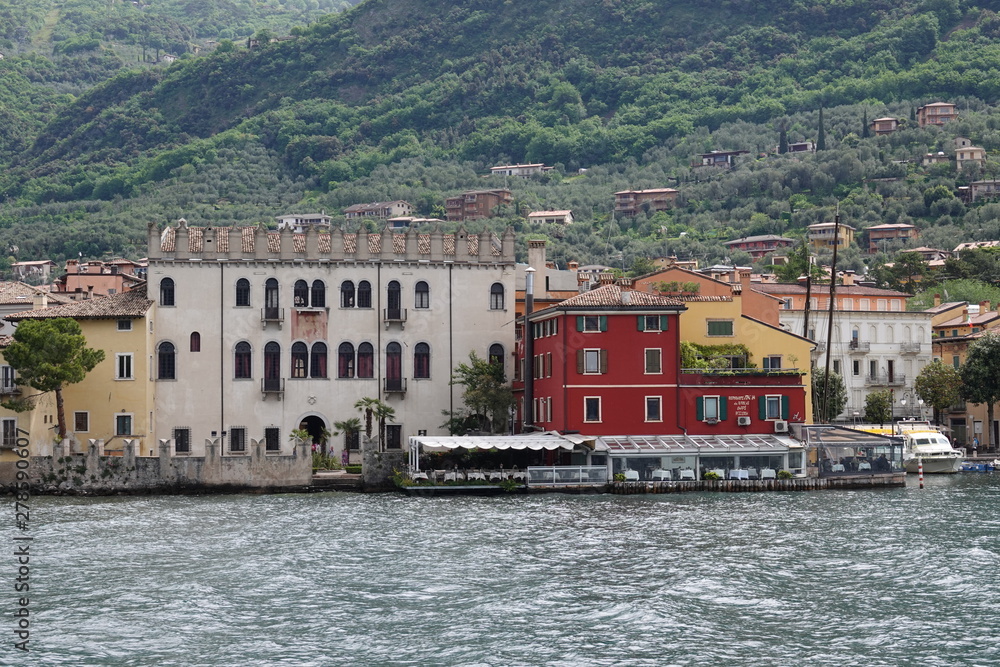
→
(568, 260, 579, 271)
(980, 300, 991, 313)
(739, 269, 752, 294)
(31, 292, 47, 310)
(87, 285, 94, 300)
(527, 240, 547, 295)
(797, 275, 809, 284)
(598, 272, 615, 286)
(963, 307, 969, 323)
(841, 270, 855, 286)
(933, 293, 941, 307)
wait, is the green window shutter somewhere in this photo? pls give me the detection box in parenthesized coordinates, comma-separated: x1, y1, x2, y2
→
(599, 349, 608, 374)
(576, 316, 584, 332)
(660, 315, 669, 331)
(781, 395, 790, 420)
(719, 397, 728, 421)
(576, 350, 584, 373)
(637, 316, 645, 331)
(696, 397, 704, 421)
(599, 316, 607, 332)
(759, 398, 767, 420)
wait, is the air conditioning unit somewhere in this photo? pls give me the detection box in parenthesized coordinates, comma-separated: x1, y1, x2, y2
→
(737, 416, 751, 426)
(773, 420, 789, 433)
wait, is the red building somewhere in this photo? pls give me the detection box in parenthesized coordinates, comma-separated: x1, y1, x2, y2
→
(514, 284, 808, 438)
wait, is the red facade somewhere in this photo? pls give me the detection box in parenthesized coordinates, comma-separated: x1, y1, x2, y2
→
(515, 285, 807, 438)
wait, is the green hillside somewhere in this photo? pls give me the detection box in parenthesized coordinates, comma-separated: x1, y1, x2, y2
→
(3, 0, 1000, 267)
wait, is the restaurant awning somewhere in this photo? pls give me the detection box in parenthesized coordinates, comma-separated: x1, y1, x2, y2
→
(409, 432, 588, 452)
(596, 434, 799, 456)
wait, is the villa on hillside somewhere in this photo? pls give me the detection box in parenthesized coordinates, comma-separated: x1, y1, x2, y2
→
(916, 102, 958, 127)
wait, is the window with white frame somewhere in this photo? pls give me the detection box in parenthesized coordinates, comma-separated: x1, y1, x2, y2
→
(579, 316, 604, 332)
(116, 353, 133, 380)
(1, 418, 16, 447)
(74, 412, 89, 433)
(645, 396, 662, 422)
(583, 349, 602, 374)
(584, 396, 601, 422)
(0, 365, 15, 393)
(702, 396, 720, 421)
(645, 348, 662, 374)
(764, 395, 782, 420)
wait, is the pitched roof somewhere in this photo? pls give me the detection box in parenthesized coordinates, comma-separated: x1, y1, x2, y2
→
(722, 234, 795, 245)
(531, 285, 685, 316)
(924, 301, 965, 314)
(0, 282, 72, 307)
(7, 284, 152, 321)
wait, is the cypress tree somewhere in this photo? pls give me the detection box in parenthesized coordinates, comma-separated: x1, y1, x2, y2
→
(817, 106, 826, 151)
(862, 109, 870, 138)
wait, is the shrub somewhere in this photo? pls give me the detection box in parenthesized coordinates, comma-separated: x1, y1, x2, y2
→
(703, 471, 721, 480)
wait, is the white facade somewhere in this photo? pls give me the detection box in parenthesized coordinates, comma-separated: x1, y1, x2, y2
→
(147, 221, 516, 460)
(779, 309, 933, 420)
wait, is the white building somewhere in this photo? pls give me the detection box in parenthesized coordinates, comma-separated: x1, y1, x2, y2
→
(147, 220, 516, 460)
(755, 282, 934, 421)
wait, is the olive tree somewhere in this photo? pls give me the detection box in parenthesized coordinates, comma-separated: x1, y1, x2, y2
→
(960, 331, 1000, 450)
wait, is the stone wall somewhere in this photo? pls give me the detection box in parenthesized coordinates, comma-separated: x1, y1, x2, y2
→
(361, 438, 407, 490)
(0, 438, 312, 495)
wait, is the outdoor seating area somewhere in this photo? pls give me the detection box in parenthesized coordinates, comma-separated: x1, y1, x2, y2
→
(623, 466, 781, 481)
(799, 425, 904, 477)
(410, 468, 528, 484)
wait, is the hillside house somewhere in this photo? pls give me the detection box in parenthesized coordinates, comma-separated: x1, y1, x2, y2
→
(807, 222, 855, 250)
(870, 117, 900, 135)
(527, 210, 574, 225)
(969, 180, 1000, 202)
(695, 150, 750, 168)
(722, 235, 795, 259)
(343, 201, 413, 221)
(490, 163, 552, 177)
(276, 213, 332, 232)
(445, 189, 513, 222)
(922, 151, 950, 167)
(866, 223, 919, 253)
(916, 102, 958, 128)
(614, 189, 678, 216)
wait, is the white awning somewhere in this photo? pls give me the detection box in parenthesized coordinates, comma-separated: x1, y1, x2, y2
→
(409, 433, 582, 452)
(596, 434, 800, 456)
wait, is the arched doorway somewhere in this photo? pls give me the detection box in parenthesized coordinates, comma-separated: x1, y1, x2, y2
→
(298, 415, 329, 454)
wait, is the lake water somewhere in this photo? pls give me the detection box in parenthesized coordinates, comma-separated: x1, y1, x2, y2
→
(8, 474, 1000, 666)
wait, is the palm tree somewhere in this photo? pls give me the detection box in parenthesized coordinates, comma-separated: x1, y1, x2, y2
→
(354, 397, 380, 440)
(372, 401, 396, 450)
(332, 418, 361, 454)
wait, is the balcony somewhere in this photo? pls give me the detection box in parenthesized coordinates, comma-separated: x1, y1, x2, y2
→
(900, 342, 922, 354)
(813, 342, 827, 353)
(261, 378, 284, 398)
(261, 307, 284, 327)
(383, 377, 407, 394)
(865, 373, 906, 387)
(0, 383, 19, 395)
(383, 308, 407, 329)
(848, 340, 870, 353)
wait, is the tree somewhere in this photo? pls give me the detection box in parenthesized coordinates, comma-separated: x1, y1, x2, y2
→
(1, 318, 105, 440)
(332, 417, 361, 455)
(816, 106, 826, 151)
(959, 331, 1000, 450)
(450, 351, 514, 433)
(812, 369, 847, 422)
(914, 360, 962, 425)
(864, 389, 893, 428)
(353, 397, 395, 450)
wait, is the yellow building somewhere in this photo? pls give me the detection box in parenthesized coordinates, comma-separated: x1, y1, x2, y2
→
(807, 222, 855, 250)
(676, 294, 816, 423)
(0, 287, 155, 462)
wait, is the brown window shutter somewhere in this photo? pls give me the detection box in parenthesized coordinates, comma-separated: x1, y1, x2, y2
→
(600, 349, 608, 374)
(576, 350, 584, 374)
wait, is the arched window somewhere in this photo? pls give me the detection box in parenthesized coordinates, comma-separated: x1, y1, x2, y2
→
(357, 342, 374, 378)
(338, 342, 355, 378)
(387, 281, 402, 320)
(414, 281, 429, 309)
(489, 343, 504, 366)
(157, 342, 176, 380)
(311, 280, 326, 308)
(490, 283, 504, 310)
(263, 342, 281, 391)
(291, 342, 309, 378)
(341, 281, 355, 308)
(235, 278, 251, 307)
(357, 281, 372, 309)
(386, 342, 403, 391)
(234, 342, 252, 379)
(414, 342, 430, 378)
(293, 280, 309, 307)
(160, 278, 175, 307)
(190, 332, 201, 352)
(311, 342, 328, 379)
(264, 279, 280, 320)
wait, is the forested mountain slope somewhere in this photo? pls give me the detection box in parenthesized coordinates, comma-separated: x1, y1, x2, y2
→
(3, 0, 1000, 266)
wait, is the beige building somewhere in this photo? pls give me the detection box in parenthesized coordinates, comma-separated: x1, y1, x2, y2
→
(807, 222, 855, 250)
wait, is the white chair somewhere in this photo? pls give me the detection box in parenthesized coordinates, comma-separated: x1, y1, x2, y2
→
(760, 468, 777, 479)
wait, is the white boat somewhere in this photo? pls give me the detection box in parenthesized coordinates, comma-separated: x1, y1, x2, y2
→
(901, 426, 963, 474)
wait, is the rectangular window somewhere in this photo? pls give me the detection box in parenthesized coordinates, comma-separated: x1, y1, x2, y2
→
(230, 427, 246, 453)
(877, 299, 888, 311)
(703, 396, 720, 421)
(869, 360, 878, 377)
(116, 353, 133, 380)
(645, 348, 662, 374)
(584, 349, 601, 374)
(386, 425, 402, 450)
(115, 414, 132, 436)
(584, 397, 601, 422)
(645, 396, 662, 422)
(552, 319, 558, 335)
(953, 355, 960, 369)
(765, 395, 782, 420)
(842, 298, 853, 311)
(0, 365, 15, 393)
(545, 352, 552, 378)
(782, 298, 793, 309)
(707, 320, 734, 337)
(762, 355, 782, 370)
(890, 300, 902, 312)
(1, 418, 15, 448)
(117, 319, 132, 331)
(74, 412, 89, 433)
(860, 299, 871, 310)
(581, 316, 602, 332)
(264, 427, 280, 452)
(832, 360, 841, 375)
(173, 427, 191, 454)
(641, 315, 663, 332)
(853, 360, 860, 376)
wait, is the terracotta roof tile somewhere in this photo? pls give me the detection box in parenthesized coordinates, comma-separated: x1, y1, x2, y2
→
(754, 283, 911, 298)
(535, 285, 685, 314)
(0, 282, 73, 306)
(8, 284, 152, 321)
